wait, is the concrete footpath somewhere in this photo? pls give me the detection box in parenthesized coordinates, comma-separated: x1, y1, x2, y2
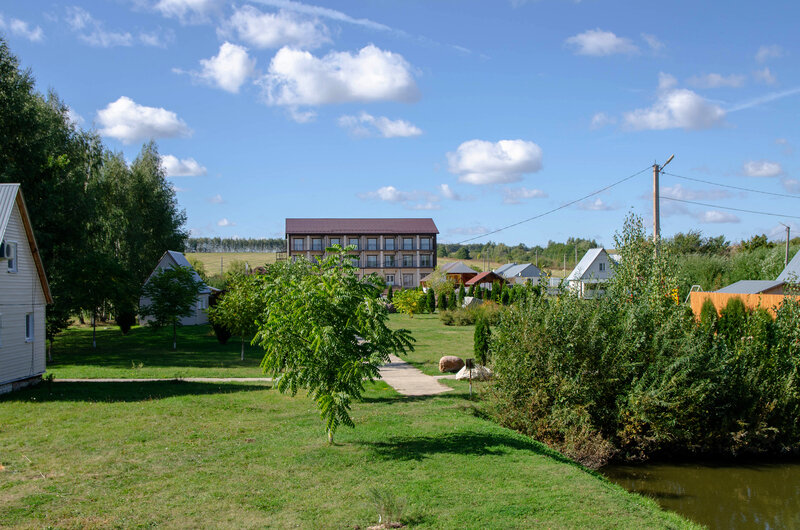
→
(378, 355, 454, 396)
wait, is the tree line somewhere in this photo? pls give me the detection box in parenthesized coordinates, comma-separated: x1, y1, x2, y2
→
(186, 237, 285, 253)
(0, 39, 187, 341)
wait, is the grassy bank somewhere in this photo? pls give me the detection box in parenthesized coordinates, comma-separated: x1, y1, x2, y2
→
(0, 379, 694, 528)
(186, 252, 279, 275)
(390, 313, 476, 376)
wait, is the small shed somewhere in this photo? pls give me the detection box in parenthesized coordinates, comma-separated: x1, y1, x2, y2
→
(420, 261, 477, 287)
(496, 263, 542, 285)
(0, 184, 53, 394)
(139, 251, 218, 326)
(566, 248, 616, 298)
(465, 271, 508, 290)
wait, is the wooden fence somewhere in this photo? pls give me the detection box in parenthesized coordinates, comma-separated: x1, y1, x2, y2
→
(689, 292, 789, 317)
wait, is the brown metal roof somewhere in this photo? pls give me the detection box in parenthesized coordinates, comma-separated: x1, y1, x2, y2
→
(286, 218, 438, 235)
(465, 271, 507, 286)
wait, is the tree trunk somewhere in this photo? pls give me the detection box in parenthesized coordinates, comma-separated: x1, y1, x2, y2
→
(327, 429, 334, 444)
(48, 338, 52, 362)
(173, 322, 177, 350)
(241, 337, 244, 361)
(92, 311, 97, 350)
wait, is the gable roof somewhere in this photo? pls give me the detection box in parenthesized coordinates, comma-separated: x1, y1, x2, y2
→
(146, 250, 213, 294)
(286, 218, 438, 235)
(0, 184, 53, 304)
(465, 271, 506, 286)
(502, 263, 541, 278)
(777, 250, 800, 283)
(440, 261, 476, 274)
(566, 248, 606, 281)
(716, 280, 784, 294)
(493, 263, 517, 275)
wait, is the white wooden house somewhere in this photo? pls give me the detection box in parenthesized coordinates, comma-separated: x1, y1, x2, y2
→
(566, 248, 617, 298)
(139, 251, 217, 326)
(0, 184, 53, 394)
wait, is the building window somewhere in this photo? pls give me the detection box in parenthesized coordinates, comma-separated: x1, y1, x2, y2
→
(385, 274, 395, 286)
(384, 238, 395, 251)
(25, 313, 33, 342)
(384, 255, 395, 267)
(367, 255, 377, 267)
(5, 241, 17, 273)
(403, 238, 414, 250)
(311, 238, 323, 251)
(329, 237, 340, 247)
(420, 238, 431, 250)
(350, 257, 360, 268)
(292, 239, 304, 251)
(367, 238, 378, 250)
(420, 255, 432, 267)
(403, 255, 413, 267)
(599, 262, 605, 272)
(403, 274, 413, 288)
(348, 237, 359, 250)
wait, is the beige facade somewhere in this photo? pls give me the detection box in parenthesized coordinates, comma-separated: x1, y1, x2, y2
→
(285, 220, 438, 288)
(0, 185, 51, 393)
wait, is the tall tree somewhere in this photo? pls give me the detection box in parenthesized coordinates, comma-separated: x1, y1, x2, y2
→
(140, 266, 202, 350)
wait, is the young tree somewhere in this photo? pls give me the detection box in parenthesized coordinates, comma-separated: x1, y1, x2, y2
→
(394, 288, 426, 318)
(253, 251, 414, 442)
(501, 286, 510, 306)
(426, 288, 436, 313)
(437, 292, 448, 311)
(387, 284, 394, 301)
(455, 247, 471, 259)
(208, 273, 261, 360)
(448, 290, 457, 310)
(474, 317, 491, 366)
(139, 266, 202, 350)
(458, 284, 466, 306)
(468, 284, 475, 297)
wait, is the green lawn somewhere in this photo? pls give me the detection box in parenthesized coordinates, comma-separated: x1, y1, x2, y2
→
(6, 314, 698, 528)
(0, 380, 695, 528)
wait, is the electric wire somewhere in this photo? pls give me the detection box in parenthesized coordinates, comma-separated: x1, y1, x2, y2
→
(454, 166, 652, 244)
(662, 171, 800, 200)
(660, 196, 800, 219)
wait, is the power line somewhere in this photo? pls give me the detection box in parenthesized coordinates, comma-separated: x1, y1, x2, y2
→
(662, 171, 800, 200)
(454, 166, 652, 245)
(661, 196, 800, 219)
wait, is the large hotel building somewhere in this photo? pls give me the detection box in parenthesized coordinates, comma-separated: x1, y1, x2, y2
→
(285, 218, 438, 288)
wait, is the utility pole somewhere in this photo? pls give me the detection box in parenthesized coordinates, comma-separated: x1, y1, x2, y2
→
(781, 223, 791, 266)
(574, 245, 578, 267)
(563, 254, 566, 276)
(535, 248, 539, 268)
(653, 154, 675, 246)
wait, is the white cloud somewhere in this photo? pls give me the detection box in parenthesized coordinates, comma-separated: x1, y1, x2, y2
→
(97, 96, 192, 144)
(696, 210, 739, 224)
(439, 184, 465, 201)
(190, 42, 256, 93)
(776, 138, 793, 155)
(742, 160, 783, 178)
(590, 112, 615, 129)
(0, 14, 44, 42)
(161, 155, 207, 177)
(217, 218, 236, 227)
(260, 45, 419, 114)
(219, 6, 329, 49)
(782, 178, 800, 194)
(208, 193, 225, 203)
(728, 87, 800, 112)
(578, 198, 615, 211)
(623, 74, 725, 131)
(503, 187, 547, 204)
(171, 185, 189, 193)
(358, 185, 440, 210)
(641, 33, 664, 52)
(687, 73, 745, 89)
(66, 107, 84, 125)
(154, 0, 222, 23)
(447, 139, 543, 185)
(139, 29, 174, 47)
(565, 29, 639, 56)
(753, 67, 776, 85)
(338, 112, 422, 138)
(756, 44, 784, 63)
(448, 225, 489, 236)
(66, 7, 133, 47)
(661, 183, 732, 201)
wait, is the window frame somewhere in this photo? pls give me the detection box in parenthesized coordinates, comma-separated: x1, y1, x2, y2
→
(384, 255, 395, 267)
(366, 255, 378, 268)
(311, 238, 323, 251)
(385, 274, 395, 285)
(348, 237, 360, 250)
(329, 237, 340, 247)
(25, 312, 33, 343)
(384, 238, 395, 251)
(6, 241, 18, 273)
(420, 238, 431, 250)
(292, 238, 304, 251)
(366, 238, 378, 251)
(420, 255, 432, 267)
(403, 255, 413, 267)
(402, 238, 414, 250)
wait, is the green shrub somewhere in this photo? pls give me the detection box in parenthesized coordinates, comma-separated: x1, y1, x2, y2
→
(437, 292, 447, 311)
(474, 317, 491, 366)
(426, 288, 436, 313)
(718, 297, 748, 348)
(115, 311, 136, 335)
(387, 284, 393, 301)
(699, 298, 718, 333)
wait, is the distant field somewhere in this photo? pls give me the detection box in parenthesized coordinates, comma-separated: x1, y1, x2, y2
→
(186, 252, 279, 275)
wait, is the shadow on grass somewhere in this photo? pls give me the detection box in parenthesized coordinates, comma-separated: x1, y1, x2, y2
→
(358, 390, 471, 404)
(0, 380, 271, 403)
(359, 430, 582, 469)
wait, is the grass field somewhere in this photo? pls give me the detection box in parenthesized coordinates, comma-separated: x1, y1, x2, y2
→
(1, 316, 696, 528)
(186, 252, 280, 275)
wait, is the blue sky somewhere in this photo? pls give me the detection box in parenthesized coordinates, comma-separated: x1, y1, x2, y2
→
(2, 1, 798, 246)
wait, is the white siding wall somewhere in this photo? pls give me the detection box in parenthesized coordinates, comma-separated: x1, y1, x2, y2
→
(0, 202, 47, 385)
(138, 255, 210, 326)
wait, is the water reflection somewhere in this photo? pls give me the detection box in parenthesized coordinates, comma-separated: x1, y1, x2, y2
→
(603, 461, 800, 529)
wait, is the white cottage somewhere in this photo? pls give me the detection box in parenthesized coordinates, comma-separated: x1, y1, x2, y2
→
(139, 250, 216, 326)
(566, 248, 617, 298)
(0, 184, 53, 394)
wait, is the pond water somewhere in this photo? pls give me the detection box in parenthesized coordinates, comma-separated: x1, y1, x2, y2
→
(602, 460, 800, 529)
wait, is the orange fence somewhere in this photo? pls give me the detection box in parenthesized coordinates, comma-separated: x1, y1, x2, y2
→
(689, 292, 789, 317)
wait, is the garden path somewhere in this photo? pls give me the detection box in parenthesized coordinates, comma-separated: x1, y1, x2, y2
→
(379, 355, 454, 396)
